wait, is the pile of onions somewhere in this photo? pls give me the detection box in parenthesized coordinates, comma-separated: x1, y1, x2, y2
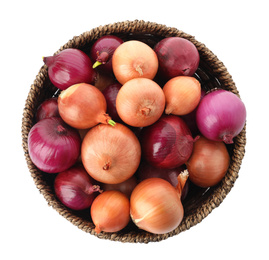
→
(58, 83, 115, 129)
(43, 48, 96, 90)
(28, 117, 81, 173)
(116, 78, 165, 127)
(81, 123, 141, 184)
(187, 136, 230, 187)
(196, 89, 246, 144)
(54, 165, 102, 210)
(27, 35, 247, 236)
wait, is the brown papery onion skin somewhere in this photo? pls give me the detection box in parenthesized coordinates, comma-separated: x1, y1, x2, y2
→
(163, 76, 201, 115)
(130, 178, 184, 234)
(81, 123, 141, 184)
(58, 83, 113, 129)
(116, 78, 165, 127)
(112, 40, 159, 85)
(186, 136, 230, 188)
(91, 191, 130, 234)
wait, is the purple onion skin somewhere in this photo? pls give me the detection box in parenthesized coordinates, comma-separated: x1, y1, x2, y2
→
(35, 97, 60, 122)
(90, 35, 124, 73)
(43, 48, 96, 90)
(54, 165, 101, 210)
(154, 37, 200, 80)
(137, 160, 186, 187)
(140, 115, 195, 169)
(28, 117, 81, 173)
(102, 83, 122, 122)
(196, 89, 246, 144)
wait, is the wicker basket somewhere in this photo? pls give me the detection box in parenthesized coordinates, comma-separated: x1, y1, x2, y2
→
(21, 20, 246, 243)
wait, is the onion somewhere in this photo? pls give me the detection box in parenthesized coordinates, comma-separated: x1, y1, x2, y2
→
(54, 165, 102, 210)
(58, 83, 115, 129)
(187, 136, 230, 187)
(196, 89, 246, 144)
(94, 71, 117, 92)
(91, 190, 130, 233)
(112, 40, 159, 85)
(28, 117, 81, 173)
(101, 176, 138, 198)
(90, 35, 123, 73)
(43, 48, 96, 90)
(130, 174, 188, 234)
(154, 37, 200, 80)
(140, 115, 196, 169)
(163, 76, 201, 115)
(137, 160, 185, 187)
(35, 97, 60, 122)
(81, 123, 141, 184)
(102, 82, 123, 123)
(116, 78, 165, 127)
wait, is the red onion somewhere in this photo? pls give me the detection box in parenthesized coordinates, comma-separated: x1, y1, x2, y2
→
(137, 160, 186, 187)
(43, 48, 96, 90)
(28, 117, 81, 173)
(90, 35, 123, 73)
(140, 115, 197, 169)
(35, 97, 60, 122)
(54, 165, 102, 210)
(102, 83, 122, 123)
(196, 89, 246, 144)
(154, 37, 200, 80)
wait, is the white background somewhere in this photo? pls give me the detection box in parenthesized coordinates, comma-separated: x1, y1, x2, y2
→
(1, 0, 268, 259)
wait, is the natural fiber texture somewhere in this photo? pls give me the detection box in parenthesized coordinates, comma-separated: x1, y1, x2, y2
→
(21, 20, 246, 243)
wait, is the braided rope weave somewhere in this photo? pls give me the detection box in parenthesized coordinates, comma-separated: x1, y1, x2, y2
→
(21, 20, 246, 243)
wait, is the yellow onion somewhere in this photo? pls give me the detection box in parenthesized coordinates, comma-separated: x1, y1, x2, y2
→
(91, 191, 130, 234)
(130, 171, 188, 234)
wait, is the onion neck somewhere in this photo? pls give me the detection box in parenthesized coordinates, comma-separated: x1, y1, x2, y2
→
(141, 107, 151, 116)
(222, 134, 234, 144)
(56, 124, 67, 135)
(93, 51, 109, 68)
(176, 169, 189, 198)
(165, 106, 173, 115)
(103, 161, 111, 170)
(99, 113, 116, 126)
(86, 185, 102, 195)
(94, 224, 102, 234)
(43, 56, 55, 67)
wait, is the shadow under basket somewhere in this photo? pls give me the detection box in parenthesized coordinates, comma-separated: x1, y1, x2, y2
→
(21, 20, 246, 243)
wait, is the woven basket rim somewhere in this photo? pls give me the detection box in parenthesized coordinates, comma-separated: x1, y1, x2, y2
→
(21, 19, 246, 243)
